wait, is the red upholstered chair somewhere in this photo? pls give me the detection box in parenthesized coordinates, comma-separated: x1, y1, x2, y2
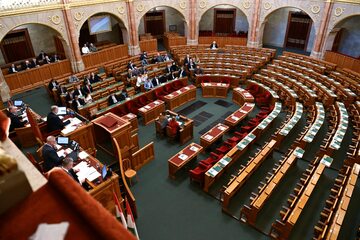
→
(189, 162, 212, 186)
(200, 152, 224, 167)
(202, 79, 210, 84)
(164, 84, 175, 94)
(125, 101, 140, 115)
(110, 107, 128, 117)
(172, 81, 184, 90)
(138, 95, 151, 106)
(26, 152, 44, 174)
(256, 91, 271, 106)
(155, 89, 167, 101)
(246, 84, 260, 97)
(215, 141, 236, 154)
(228, 131, 246, 143)
(221, 78, 230, 84)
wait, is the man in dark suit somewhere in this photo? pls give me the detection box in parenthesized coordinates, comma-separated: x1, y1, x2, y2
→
(72, 95, 85, 112)
(30, 58, 39, 68)
(183, 54, 190, 65)
(210, 41, 218, 49)
(47, 105, 67, 132)
(42, 136, 64, 172)
(177, 66, 187, 78)
(82, 83, 93, 94)
(48, 79, 59, 91)
(153, 52, 164, 63)
(168, 72, 176, 81)
(127, 60, 135, 70)
(140, 51, 148, 65)
(152, 76, 161, 87)
(22, 60, 33, 70)
(37, 50, 47, 61)
(61, 157, 80, 184)
(73, 85, 85, 98)
(65, 90, 74, 103)
(89, 72, 101, 84)
(164, 64, 172, 74)
(108, 93, 120, 105)
(8, 64, 18, 74)
(8, 106, 27, 132)
(170, 62, 178, 72)
(51, 54, 60, 62)
(194, 65, 204, 76)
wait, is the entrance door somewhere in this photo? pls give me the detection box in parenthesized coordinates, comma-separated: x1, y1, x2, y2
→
(144, 11, 165, 38)
(284, 11, 312, 50)
(214, 9, 236, 35)
(0, 29, 34, 63)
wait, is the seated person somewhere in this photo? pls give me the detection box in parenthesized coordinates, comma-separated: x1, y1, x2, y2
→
(72, 95, 85, 112)
(194, 65, 204, 76)
(8, 106, 27, 132)
(60, 157, 81, 184)
(48, 79, 59, 91)
(140, 51, 148, 65)
(168, 72, 176, 81)
(37, 50, 47, 61)
(82, 44, 90, 54)
(43, 56, 52, 64)
(84, 93, 92, 104)
(73, 85, 85, 98)
(144, 78, 154, 91)
(210, 41, 218, 49)
(158, 112, 169, 131)
(177, 66, 187, 78)
(136, 74, 144, 91)
(127, 60, 135, 71)
(8, 64, 18, 74)
(68, 74, 79, 83)
(163, 53, 171, 61)
(82, 83, 93, 94)
(167, 116, 180, 137)
(47, 105, 69, 132)
(187, 59, 196, 71)
(42, 136, 64, 172)
(108, 93, 120, 105)
(159, 74, 168, 84)
(65, 90, 74, 103)
(22, 60, 33, 70)
(84, 74, 91, 85)
(170, 62, 178, 72)
(127, 69, 134, 80)
(152, 76, 161, 87)
(183, 54, 190, 65)
(120, 88, 129, 100)
(30, 58, 39, 68)
(58, 86, 67, 95)
(51, 54, 60, 62)
(89, 72, 101, 84)
(164, 64, 172, 74)
(153, 52, 164, 63)
(89, 43, 97, 52)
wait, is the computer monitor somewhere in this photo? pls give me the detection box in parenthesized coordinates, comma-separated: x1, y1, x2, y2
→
(14, 100, 23, 107)
(102, 165, 107, 179)
(57, 136, 69, 145)
(57, 107, 67, 115)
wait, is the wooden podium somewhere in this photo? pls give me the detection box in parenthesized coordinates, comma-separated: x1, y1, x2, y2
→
(92, 112, 134, 159)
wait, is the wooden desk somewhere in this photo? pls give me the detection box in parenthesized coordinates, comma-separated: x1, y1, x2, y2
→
(224, 102, 255, 127)
(60, 119, 96, 151)
(196, 74, 242, 88)
(120, 113, 138, 133)
(201, 82, 230, 98)
(232, 87, 254, 106)
(166, 110, 194, 145)
(138, 100, 165, 125)
(200, 123, 229, 149)
(164, 85, 196, 110)
(168, 143, 203, 179)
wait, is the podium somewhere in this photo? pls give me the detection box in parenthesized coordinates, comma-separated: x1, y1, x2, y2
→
(92, 112, 134, 159)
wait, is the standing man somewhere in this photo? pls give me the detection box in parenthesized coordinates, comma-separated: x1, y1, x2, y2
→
(47, 105, 67, 132)
(42, 136, 64, 172)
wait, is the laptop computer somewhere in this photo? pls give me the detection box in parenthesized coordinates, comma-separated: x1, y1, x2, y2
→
(57, 136, 69, 145)
(57, 107, 67, 115)
(102, 165, 107, 179)
(14, 100, 23, 107)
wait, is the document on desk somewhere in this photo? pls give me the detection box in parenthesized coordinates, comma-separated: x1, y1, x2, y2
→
(61, 126, 76, 135)
(78, 151, 89, 160)
(57, 149, 66, 158)
(178, 154, 188, 161)
(70, 117, 82, 125)
(190, 146, 199, 152)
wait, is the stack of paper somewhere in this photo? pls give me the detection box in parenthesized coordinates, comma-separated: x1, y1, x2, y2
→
(190, 146, 199, 152)
(78, 151, 89, 160)
(73, 161, 101, 182)
(178, 154, 188, 161)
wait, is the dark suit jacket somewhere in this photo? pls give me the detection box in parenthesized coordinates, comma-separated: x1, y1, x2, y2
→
(90, 75, 100, 84)
(65, 93, 73, 102)
(48, 81, 59, 91)
(82, 85, 93, 94)
(178, 70, 187, 78)
(42, 144, 64, 172)
(164, 67, 172, 74)
(22, 63, 32, 70)
(152, 77, 161, 87)
(108, 95, 120, 105)
(183, 57, 190, 65)
(8, 66, 18, 74)
(210, 43, 218, 49)
(9, 112, 26, 132)
(47, 112, 65, 132)
(73, 89, 85, 98)
(72, 98, 85, 111)
(171, 64, 178, 72)
(67, 168, 80, 183)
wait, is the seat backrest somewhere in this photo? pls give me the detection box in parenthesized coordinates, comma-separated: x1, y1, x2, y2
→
(26, 152, 44, 173)
(123, 158, 132, 171)
(36, 145, 44, 164)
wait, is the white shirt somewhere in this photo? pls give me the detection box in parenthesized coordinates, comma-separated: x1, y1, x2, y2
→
(112, 95, 118, 103)
(82, 46, 90, 54)
(136, 76, 143, 87)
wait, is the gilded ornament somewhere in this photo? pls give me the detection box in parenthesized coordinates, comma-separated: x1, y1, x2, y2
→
(199, 0, 207, 9)
(243, 1, 251, 9)
(136, 3, 145, 12)
(263, 2, 271, 10)
(311, 5, 320, 14)
(118, 6, 125, 14)
(74, 12, 84, 21)
(49, 15, 61, 25)
(179, 0, 186, 9)
(334, 7, 344, 17)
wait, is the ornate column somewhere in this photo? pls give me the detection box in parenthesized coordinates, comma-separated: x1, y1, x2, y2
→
(187, 0, 198, 45)
(0, 71, 11, 102)
(126, 0, 141, 56)
(61, 0, 85, 72)
(311, 1, 334, 59)
(247, 0, 261, 48)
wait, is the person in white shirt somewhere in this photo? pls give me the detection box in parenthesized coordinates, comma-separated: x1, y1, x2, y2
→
(136, 74, 143, 88)
(82, 44, 90, 54)
(84, 93, 92, 104)
(210, 41, 218, 49)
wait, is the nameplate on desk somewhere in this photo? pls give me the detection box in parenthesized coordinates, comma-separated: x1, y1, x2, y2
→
(99, 116, 117, 128)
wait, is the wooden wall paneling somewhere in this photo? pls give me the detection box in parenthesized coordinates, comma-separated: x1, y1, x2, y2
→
(131, 142, 154, 170)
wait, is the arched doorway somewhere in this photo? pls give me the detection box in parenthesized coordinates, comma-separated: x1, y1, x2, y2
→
(138, 6, 188, 38)
(78, 13, 128, 50)
(198, 4, 249, 37)
(261, 7, 316, 53)
(0, 23, 69, 65)
(324, 15, 360, 58)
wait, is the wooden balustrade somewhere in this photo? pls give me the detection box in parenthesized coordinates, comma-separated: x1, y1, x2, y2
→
(139, 39, 158, 52)
(198, 36, 247, 47)
(82, 44, 128, 69)
(324, 51, 360, 73)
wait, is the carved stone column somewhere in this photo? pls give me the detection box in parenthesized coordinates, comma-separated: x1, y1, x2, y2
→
(247, 0, 261, 48)
(187, 0, 198, 45)
(62, 0, 85, 72)
(311, 1, 334, 59)
(126, 0, 141, 56)
(0, 71, 11, 102)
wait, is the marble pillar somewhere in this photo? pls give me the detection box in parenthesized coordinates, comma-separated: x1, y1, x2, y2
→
(126, 0, 141, 56)
(0, 71, 11, 102)
(187, 0, 198, 45)
(248, 0, 261, 48)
